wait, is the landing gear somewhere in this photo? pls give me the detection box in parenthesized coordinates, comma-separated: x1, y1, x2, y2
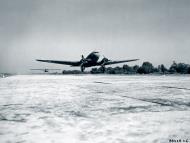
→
(101, 65, 105, 73)
(81, 66, 85, 72)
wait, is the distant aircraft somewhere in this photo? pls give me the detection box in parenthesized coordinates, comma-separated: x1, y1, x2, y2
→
(36, 51, 139, 72)
(30, 69, 61, 73)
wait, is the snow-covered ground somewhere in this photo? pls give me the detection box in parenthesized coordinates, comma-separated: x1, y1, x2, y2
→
(0, 75, 190, 143)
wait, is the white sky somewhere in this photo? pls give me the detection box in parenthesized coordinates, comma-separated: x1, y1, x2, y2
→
(0, 0, 190, 73)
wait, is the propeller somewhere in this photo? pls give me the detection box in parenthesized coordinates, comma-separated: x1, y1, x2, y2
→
(80, 55, 88, 72)
(81, 55, 88, 65)
(101, 55, 110, 66)
(100, 56, 111, 73)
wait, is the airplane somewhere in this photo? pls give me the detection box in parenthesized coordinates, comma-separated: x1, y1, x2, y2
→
(36, 51, 139, 72)
(30, 68, 61, 73)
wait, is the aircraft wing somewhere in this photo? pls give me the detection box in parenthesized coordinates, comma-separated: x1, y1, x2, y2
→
(104, 59, 139, 65)
(36, 59, 80, 66)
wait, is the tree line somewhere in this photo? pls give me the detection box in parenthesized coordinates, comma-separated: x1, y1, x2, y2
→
(90, 61, 190, 74)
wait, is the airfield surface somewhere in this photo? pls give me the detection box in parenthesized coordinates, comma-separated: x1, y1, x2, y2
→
(0, 75, 190, 143)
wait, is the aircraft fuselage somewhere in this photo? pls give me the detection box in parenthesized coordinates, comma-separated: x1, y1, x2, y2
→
(79, 52, 101, 67)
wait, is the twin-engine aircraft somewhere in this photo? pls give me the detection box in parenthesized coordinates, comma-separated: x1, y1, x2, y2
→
(36, 51, 139, 72)
(30, 69, 61, 73)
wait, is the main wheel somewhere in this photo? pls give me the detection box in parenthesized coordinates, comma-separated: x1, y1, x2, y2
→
(101, 65, 105, 73)
(81, 66, 85, 72)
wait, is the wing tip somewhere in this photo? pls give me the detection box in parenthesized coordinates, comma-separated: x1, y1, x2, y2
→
(36, 59, 45, 62)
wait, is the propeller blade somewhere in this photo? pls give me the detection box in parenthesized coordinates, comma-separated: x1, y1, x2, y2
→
(80, 54, 88, 66)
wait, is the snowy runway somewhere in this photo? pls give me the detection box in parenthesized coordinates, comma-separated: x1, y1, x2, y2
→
(0, 75, 190, 143)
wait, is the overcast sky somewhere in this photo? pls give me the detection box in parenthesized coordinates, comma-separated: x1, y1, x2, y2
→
(0, 0, 190, 73)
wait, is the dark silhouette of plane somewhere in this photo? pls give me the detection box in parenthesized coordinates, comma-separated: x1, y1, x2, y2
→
(36, 51, 139, 72)
(30, 69, 61, 73)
